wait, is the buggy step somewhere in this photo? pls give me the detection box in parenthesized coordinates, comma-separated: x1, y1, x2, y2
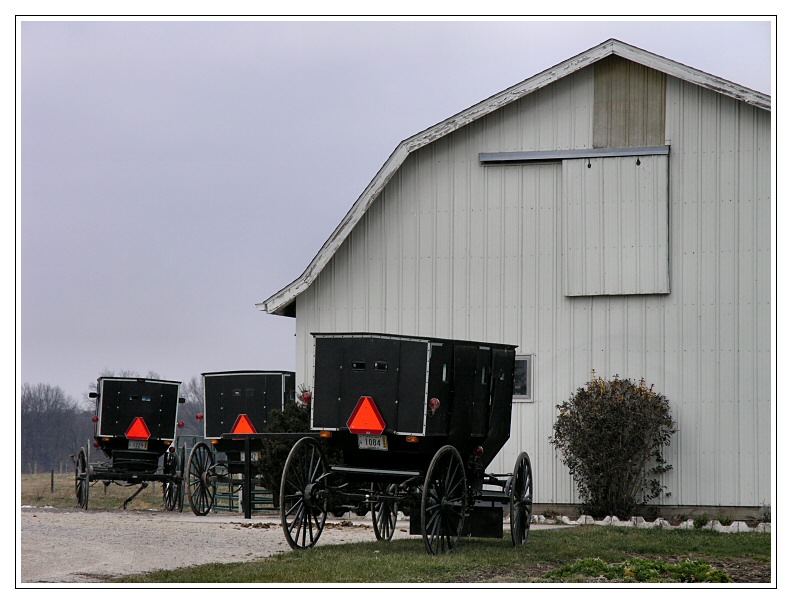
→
(475, 489, 510, 505)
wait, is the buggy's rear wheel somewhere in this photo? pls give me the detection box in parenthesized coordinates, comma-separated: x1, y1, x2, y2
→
(421, 445, 467, 555)
(74, 448, 89, 509)
(509, 452, 533, 546)
(187, 442, 216, 516)
(280, 437, 329, 550)
(371, 483, 398, 541)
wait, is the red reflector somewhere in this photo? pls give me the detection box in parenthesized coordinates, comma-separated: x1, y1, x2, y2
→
(125, 417, 151, 440)
(231, 414, 257, 435)
(347, 396, 386, 435)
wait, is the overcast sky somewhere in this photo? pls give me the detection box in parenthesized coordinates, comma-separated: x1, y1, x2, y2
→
(18, 17, 773, 404)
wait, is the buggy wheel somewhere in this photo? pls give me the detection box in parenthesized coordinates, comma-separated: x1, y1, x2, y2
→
(177, 443, 186, 513)
(74, 448, 89, 509)
(163, 449, 178, 511)
(187, 442, 216, 516)
(163, 445, 186, 512)
(509, 452, 533, 546)
(371, 483, 398, 542)
(421, 445, 467, 555)
(279, 437, 328, 550)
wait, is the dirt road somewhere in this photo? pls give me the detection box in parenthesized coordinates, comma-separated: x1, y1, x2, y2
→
(19, 506, 397, 584)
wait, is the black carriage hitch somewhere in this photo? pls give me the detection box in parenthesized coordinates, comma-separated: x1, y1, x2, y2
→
(122, 482, 149, 509)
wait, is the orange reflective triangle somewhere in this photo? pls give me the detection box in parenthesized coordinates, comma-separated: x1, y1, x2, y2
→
(231, 414, 257, 435)
(125, 417, 151, 440)
(347, 396, 386, 435)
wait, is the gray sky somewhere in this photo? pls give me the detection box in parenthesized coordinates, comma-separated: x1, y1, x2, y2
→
(19, 18, 773, 404)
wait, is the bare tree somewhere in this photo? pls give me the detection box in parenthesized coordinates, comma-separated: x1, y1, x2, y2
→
(21, 383, 92, 473)
(179, 376, 205, 437)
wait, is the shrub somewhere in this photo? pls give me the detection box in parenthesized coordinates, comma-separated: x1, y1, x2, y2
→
(693, 514, 710, 530)
(550, 374, 676, 519)
(259, 389, 312, 504)
(756, 502, 771, 523)
(545, 557, 731, 583)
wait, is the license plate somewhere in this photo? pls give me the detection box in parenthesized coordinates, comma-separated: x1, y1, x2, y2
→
(240, 451, 260, 462)
(128, 440, 148, 450)
(358, 434, 388, 451)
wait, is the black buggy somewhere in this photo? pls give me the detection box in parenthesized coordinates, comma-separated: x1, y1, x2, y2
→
(185, 370, 296, 516)
(279, 332, 534, 555)
(74, 377, 186, 511)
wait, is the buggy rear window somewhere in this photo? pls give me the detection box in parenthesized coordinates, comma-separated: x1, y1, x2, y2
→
(129, 394, 152, 402)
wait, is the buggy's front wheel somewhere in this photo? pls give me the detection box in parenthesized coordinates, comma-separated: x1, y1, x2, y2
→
(509, 452, 533, 546)
(163, 444, 186, 512)
(421, 445, 467, 555)
(176, 443, 186, 512)
(186, 442, 216, 516)
(279, 437, 329, 550)
(74, 448, 89, 510)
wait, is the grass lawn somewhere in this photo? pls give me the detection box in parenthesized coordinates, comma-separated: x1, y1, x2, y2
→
(117, 524, 771, 584)
(21, 470, 173, 511)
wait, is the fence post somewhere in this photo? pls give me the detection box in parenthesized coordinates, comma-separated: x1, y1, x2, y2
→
(51, 470, 54, 493)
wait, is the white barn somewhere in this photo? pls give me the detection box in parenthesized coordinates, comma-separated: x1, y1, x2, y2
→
(259, 39, 771, 516)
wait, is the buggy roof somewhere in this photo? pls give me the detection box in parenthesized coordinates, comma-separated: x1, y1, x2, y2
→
(312, 332, 518, 350)
(201, 370, 294, 377)
(97, 376, 182, 385)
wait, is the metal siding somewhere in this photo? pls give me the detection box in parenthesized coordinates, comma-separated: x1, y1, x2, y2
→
(294, 66, 769, 509)
(563, 154, 670, 296)
(663, 77, 771, 507)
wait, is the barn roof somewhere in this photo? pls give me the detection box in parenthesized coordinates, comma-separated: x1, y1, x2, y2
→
(258, 38, 770, 317)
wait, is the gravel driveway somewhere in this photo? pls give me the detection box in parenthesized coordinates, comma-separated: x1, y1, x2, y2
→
(20, 506, 400, 584)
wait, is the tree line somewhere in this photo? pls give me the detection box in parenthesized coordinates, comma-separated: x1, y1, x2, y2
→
(20, 371, 205, 474)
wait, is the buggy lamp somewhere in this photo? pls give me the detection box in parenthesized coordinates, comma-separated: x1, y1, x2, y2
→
(473, 446, 484, 457)
(319, 431, 333, 439)
(92, 415, 99, 423)
(93, 441, 102, 448)
(177, 421, 185, 428)
(196, 413, 204, 421)
(406, 436, 420, 444)
(168, 446, 175, 453)
(428, 398, 440, 412)
(210, 439, 219, 445)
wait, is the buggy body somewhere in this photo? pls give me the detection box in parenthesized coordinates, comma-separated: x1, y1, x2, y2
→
(185, 370, 297, 516)
(74, 376, 186, 510)
(311, 332, 516, 473)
